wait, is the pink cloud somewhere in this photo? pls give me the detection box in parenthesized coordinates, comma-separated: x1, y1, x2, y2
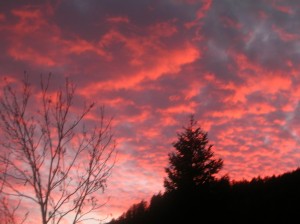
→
(78, 42, 199, 93)
(272, 25, 300, 41)
(272, 2, 294, 14)
(2, 0, 300, 221)
(107, 16, 130, 24)
(0, 13, 5, 21)
(185, 0, 212, 29)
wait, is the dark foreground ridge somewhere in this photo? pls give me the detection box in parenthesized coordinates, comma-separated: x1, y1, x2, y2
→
(108, 117, 299, 224)
(108, 168, 300, 224)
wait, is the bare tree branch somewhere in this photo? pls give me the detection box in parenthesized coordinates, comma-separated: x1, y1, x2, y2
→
(0, 74, 116, 224)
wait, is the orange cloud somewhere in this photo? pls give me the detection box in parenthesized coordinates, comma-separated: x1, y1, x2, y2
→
(8, 44, 56, 66)
(272, 25, 299, 41)
(11, 8, 47, 34)
(157, 101, 197, 115)
(107, 16, 130, 24)
(228, 53, 292, 102)
(78, 42, 199, 94)
(185, 0, 212, 29)
(148, 20, 178, 37)
(272, 2, 293, 14)
(221, 16, 242, 29)
(0, 13, 5, 21)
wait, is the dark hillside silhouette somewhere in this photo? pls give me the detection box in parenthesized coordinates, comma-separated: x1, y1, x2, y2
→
(109, 117, 228, 224)
(108, 118, 300, 224)
(228, 169, 300, 223)
(109, 168, 300, 224)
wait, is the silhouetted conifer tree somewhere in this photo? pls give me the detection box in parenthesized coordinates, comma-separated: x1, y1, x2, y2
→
(164, 116, 223, 192)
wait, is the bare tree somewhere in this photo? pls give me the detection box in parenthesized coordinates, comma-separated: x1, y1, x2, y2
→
(0, 75, 116, 224)
(0, 164, 28, 224)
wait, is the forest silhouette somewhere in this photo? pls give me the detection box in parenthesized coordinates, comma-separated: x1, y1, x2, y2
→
(108, 117, 300, 224)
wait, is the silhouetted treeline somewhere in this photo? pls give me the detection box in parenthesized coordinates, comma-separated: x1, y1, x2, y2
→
(108, 118, 300, 223)
(108, 168, 300, 224)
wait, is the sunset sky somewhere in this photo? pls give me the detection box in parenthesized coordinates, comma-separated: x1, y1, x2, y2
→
(1, 0, 300, 221)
